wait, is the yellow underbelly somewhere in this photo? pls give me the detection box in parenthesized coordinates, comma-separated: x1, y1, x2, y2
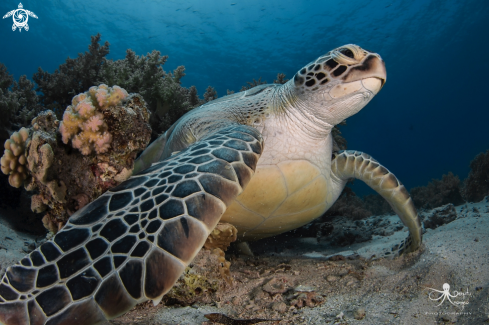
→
(220, 160, 332, 240)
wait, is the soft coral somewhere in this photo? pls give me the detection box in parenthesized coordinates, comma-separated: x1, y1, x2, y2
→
(58, 84, 128, 155)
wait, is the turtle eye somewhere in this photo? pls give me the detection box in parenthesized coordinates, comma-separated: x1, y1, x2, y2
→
(339, 48, 354, 59)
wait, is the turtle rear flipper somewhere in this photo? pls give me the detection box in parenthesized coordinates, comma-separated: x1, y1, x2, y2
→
(0, 124, 263, 325)
(331, 150, 422, 257)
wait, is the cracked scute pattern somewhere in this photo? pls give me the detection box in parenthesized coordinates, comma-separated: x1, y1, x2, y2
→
(331, 150, 422, 257)
(0, 124, 263, 325)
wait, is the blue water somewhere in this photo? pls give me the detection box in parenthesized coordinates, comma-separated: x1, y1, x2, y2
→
(1, 0, 488, 194)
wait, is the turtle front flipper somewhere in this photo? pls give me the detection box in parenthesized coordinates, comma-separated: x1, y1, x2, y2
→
(132, 122, 178, 174)
(0, 124, 263, 325)
(331, 150, 422, 256)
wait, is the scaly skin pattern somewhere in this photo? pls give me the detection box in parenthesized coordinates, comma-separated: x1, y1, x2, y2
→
(0, 44, 422, 324)
(0, 125, 263, 325)
(330, 150, 422, 255)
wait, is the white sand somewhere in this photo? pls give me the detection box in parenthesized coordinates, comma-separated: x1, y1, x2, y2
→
(0, 200, 488, 324)
(115, 200, 489, 324)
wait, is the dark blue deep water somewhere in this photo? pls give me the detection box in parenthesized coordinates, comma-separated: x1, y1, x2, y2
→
(1, 0, 488, 194)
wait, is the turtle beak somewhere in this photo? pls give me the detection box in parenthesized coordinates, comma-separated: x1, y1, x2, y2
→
(343, 54, 387, 93)
(361, 77, 384, 95)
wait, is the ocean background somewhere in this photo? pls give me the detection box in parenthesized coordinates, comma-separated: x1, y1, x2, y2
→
(0, 0, 488, 195)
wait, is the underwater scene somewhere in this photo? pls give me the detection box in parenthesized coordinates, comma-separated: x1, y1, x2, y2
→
(0, 0, 488, 324)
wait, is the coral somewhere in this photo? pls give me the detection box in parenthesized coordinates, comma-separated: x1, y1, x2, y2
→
(410, 172, 465, 209)
(462, 149, 489, 203)
(213, 248, 232, 285)
(165, 249, 225, 306)
(188, 85, 200, 107)
(66, 193, 90, 216)
(241, 77, 267, 91)
(0, 63, 13, 90)
(59, 84, 127, 155)
(3, 90, 151, 233)
(203, 85, 218, 102)
(274, 73, 289, 85)
(422, 203, 457, 229)
(42, 213, 60, 234)
(227, 73, 289, 95)
(202, 223, 236, 285)
(33, 34, 110, 114)
(33, 34, 204, 137)
(163, 225, 238, 304)
(0, 63, 42, 138)
(31, 194, 47, 213)
(26, 132, 56, 185)
(0, 127, 30, 187)
(324, 217, 374, 246)
(204, 222, 238, 251)
(99, 46, 202, 135)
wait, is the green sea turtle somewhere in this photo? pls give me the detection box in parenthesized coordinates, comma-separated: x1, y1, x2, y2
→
(0, 44, 422, 325)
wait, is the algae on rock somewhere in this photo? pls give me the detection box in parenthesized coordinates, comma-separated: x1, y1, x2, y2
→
(164, 249, 224, 306)
(0, 88, 152, 234)
(164, 224, 238, 305)
(410, 172, 465, 209)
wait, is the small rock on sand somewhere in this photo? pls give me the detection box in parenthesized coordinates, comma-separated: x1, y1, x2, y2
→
(262, 277, 288, 294)
(354, 307, 366, 320)
(271, 301, 287, 313)
(326, 275, 340, 282)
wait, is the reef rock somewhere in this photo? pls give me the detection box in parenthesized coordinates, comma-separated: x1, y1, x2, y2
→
(59, 84, 127, 155)
(0, 86, 151, 233)
(422, 203, 458, 229)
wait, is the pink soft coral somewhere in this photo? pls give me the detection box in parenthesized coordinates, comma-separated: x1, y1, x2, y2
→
(72, 134, 92, 155)
(95, 132, 112, 154)
(59, 109, 81, 144)
(84, 114, 104, 132)
(108, 86, 129, 106)
(95, 88, 109, 108)
(60, 84, 128, 155)
(71, 93, 87, 106)
(77, 100, 96, 118)
(59, 123, 70, 144)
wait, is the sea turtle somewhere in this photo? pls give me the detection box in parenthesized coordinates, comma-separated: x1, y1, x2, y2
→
(0, 44, 422, 325)
(2, 3, 38, 32)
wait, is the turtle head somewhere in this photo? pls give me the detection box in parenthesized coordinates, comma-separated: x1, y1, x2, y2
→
(290, 44, 386, 127)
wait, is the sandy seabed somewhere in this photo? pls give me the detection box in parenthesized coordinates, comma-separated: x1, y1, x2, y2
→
(0, 200, 488, 325)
